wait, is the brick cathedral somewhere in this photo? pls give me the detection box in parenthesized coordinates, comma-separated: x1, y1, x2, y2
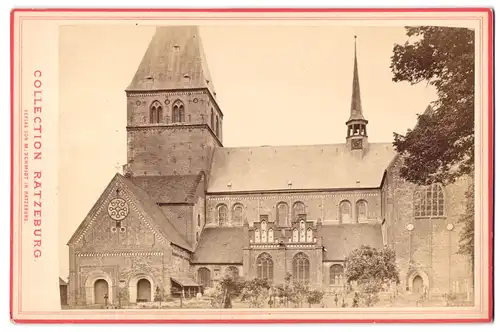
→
(67, 26, 473, 307)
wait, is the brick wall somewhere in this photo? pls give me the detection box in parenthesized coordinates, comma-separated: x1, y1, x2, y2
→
(385, 157, 473, 295)
(125, 90, 222, 177)
(126, 90, 222, 133)
(206, 189, 382, 227)
(244, 247, 324, 289)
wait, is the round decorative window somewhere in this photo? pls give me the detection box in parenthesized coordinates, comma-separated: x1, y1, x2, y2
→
(406, 224, 414, 231)
(107, 198, 129, 221)
(446, 223, 454, 231)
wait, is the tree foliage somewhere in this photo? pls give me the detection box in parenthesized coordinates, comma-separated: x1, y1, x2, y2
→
(210, 276, 244, 309)
(345, 245, 400, 307)
(240, 278, 271, 308)
(390, 26, 474, 185)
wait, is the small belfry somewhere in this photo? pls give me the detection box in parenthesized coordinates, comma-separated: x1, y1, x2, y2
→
(346, 35, 369, 153)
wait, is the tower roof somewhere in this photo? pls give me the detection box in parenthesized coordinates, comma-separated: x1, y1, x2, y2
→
(127, 26, 216, 96)
(348, 35, 366, 122)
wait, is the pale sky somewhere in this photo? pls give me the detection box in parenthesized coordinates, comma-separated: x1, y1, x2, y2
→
(58, 25, 437, 278)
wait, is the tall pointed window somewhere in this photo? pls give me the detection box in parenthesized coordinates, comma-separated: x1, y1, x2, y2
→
(210, 108, 214, 128)
(339, 200, 352, 223)
(254, 229, 260, 243)
(232, 204, 243, 226)
(299, 220, 306, 242)
(306, 228, 313, 242)
(414, 183, 445, 217)
(268, 229, 274, 243)
(257, 253, 273, 282)
(150, 101, 163, 124)
(261, 221, 267, 243)
(276, 202, 289, 226)
(292, 201, 306, 222)
(216, 116, 220, 136)
(217, 204, 228, 226)
(293, 252, 310, 284)
(172, 100, 185, 123)
(356, 200, 368, 222)
(330, 264, 344, 285)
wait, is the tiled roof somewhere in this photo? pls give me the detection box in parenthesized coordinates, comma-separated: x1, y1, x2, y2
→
(320, 223, 383, 261)
(192, 227, 244, 264)
(129, 174, 202, 204)
(207, 143, 396, 192)
(127, 26, 215, 96)
(122, 175, 192, 251)
(171, 276, 200, 287)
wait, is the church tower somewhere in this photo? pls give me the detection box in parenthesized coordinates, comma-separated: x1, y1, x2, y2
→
(124, 26, 223, 177)
(346, 35, 369, 153)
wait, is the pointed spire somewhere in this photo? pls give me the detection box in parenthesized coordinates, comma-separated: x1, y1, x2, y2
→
(349, 34, 365, 121)
(127, 26, 216, 97)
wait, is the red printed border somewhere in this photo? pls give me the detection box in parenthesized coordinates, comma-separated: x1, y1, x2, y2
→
(9, 8, 494, 324)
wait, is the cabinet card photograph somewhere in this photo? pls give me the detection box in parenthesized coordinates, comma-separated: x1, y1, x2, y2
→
(10, 8, 493, 323)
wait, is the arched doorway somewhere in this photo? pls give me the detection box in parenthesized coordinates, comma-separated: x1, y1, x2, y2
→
(94, 279, 109, 304)
(412, 275, 424, 294)
(197, 267, 211, 288)
(137, 279, 152, 302)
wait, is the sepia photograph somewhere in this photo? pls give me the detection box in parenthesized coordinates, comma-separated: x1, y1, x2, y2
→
(60, 24, 475, 309)
(10, 8, 493, 323)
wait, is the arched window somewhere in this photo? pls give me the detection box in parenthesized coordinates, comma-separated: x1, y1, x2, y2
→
(172, 100, 185, 123)
(293, 252, 310, 284)
(197, 267, 211, 288)
(150, 100, 163, 124)
(356, 200, 368, 222)
(217, 204, 228, 226)
(292, 228, 298, 242)
(339, 200, 352, 223)
(414, 183, 445, 217)
(225, 266, 239, 280)
(299, 220, 306, 242)
(268, 229, 274, 243)
(210, 108, 214, 129)
(196, 232, 199, 242)
(330, 264, 344, 285)
(256, 253, 273, 281)
(255, 229, 260, 243)
(261, 221, 268, 243)
(232, 204, 244, 226)
(306, 228, 313, 242)
(292, 201, 306, 222)
(216, 116, 220, 136)
(276, 202, 289, 226)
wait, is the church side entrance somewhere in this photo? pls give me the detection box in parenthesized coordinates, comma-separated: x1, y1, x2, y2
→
(137, 279, 152, 302)
(94, 279, 109, 304)
(412, 275, 424, 294)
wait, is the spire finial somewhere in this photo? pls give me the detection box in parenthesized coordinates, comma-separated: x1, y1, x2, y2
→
(348, 33, 365, 122)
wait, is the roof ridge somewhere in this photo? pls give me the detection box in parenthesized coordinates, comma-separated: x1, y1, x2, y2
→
(185, 171, 205, 201)
(120, 175, 192, 251)
(217, 142, 393, 150)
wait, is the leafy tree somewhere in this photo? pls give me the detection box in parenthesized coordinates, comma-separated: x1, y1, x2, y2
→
(390, 26, 474, 185)
(210, 276, 244, 309)
(345, 245, 400, 307)
(306, 289, 324, 308)
(240, 278, 270, 308)
(457, 182, 475, 269)
(275, 273, 294, 308)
